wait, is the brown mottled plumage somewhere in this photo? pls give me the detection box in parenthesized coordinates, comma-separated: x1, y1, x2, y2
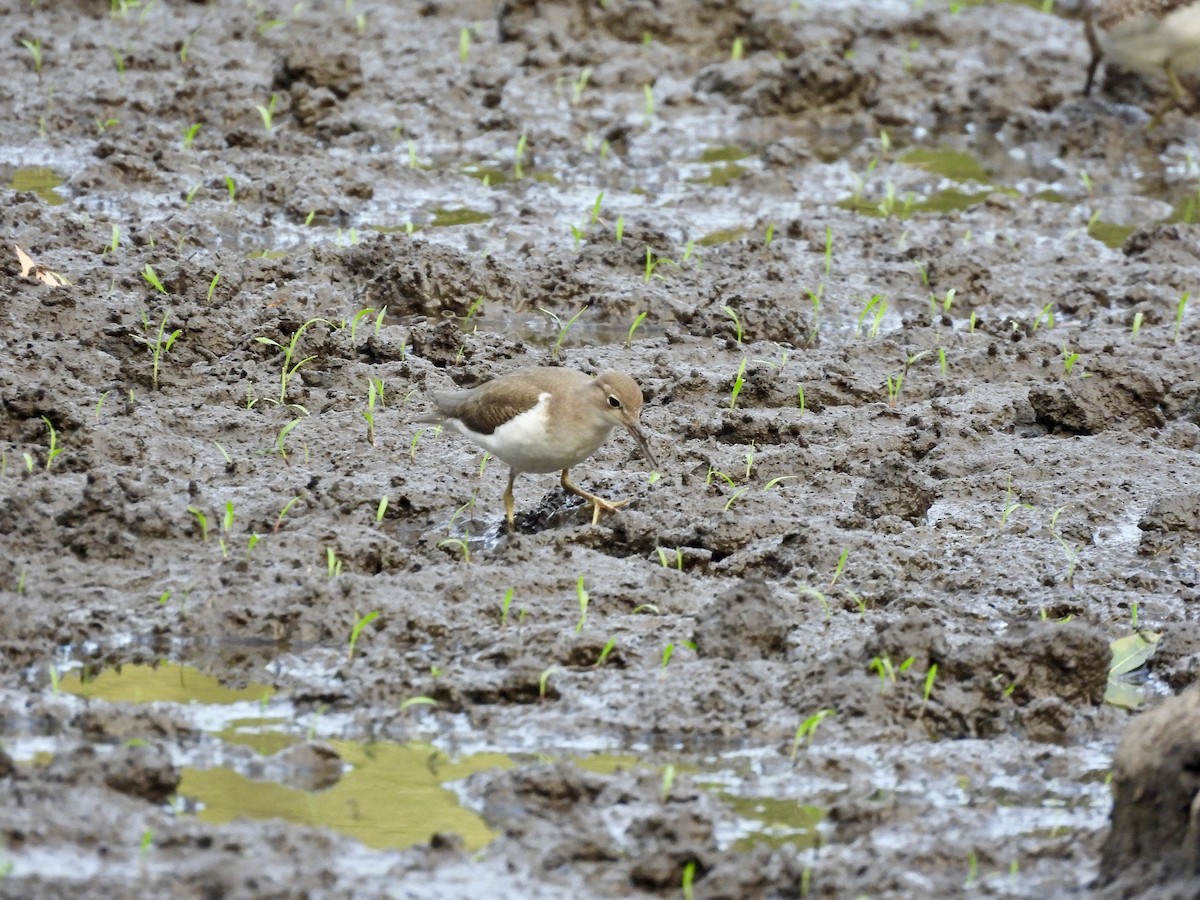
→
(417, 368, 657, 528)
(1085, 0, 1200, 124)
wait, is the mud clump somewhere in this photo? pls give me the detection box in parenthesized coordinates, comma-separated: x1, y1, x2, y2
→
(1100, 689, 1200, 893)
(693, 579, 791, 661)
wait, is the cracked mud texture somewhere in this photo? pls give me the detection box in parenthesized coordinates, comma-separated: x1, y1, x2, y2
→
(2, 0, 1200, 897)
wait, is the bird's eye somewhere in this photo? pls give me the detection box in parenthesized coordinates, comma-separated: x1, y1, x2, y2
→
(607, 395, 622, 408)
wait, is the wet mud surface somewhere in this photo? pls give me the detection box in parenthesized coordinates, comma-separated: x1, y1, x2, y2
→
(3, 0, 1200, 896)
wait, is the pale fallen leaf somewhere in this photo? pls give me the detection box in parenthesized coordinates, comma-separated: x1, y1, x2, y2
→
(13, 243, 69, 287)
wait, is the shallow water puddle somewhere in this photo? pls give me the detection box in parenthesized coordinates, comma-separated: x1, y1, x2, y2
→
(182, 741, 507, 851)
(7, 166, 67, 205)
(58, 664, 506, 851)
(61, 663, 275, 706)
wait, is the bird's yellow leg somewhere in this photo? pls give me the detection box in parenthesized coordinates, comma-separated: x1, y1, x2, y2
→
(560, 469, 630, 524)
(504, 470, 517, 530)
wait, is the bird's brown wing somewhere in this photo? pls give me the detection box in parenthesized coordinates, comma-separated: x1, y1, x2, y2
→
(433, 376, 550, 435)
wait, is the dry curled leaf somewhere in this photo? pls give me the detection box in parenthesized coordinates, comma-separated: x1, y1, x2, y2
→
(14, 244, 69, 287)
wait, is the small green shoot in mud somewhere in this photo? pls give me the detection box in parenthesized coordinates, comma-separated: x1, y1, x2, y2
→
(255, 93, 278, 131)
(1131, 311, 1144, 341)
(1061, 344, 1082, 376)
(274, 419, 300, 463)
(375, 495, 388, 523)
(134, 310, 181, 392)
(362, 376, 384, 445)
(724, 487, 747, 511)
(643, 246, 676, 282)
(513, 133, 527, 179)
(626, 311, 648, 348)
(538, 306, 585, 359)
(139, 829, 153, 856)
(731, 36, 744, 60)
(615, 215, 624, 241)
(94, 391, 109, 421)
(921, 664, 938, 714)
(1032, 303, 1055, 331)
(797, 384, 806, 413)
(744, 443, 755, 479)
(187, 505, 210, 543)
(22, 452, 34, 474)
(40, 416, 62, 470)
(968, 310, 978, 333)
(722, 305, 744, 344)
(245, 534, 259, 559)
(660, 764, 676, 800)
(764, 222, 775, 247)
(459, 26, 470, 62)
(885, 373, 903, 408)
(158, 591, 170, 605)
(790, 708, 834, 758)
(141, 264, 167, 294)
(219, 501, 234, 559)
(763, 476, 798, 491)
(212, 440, 231, 463)
(185, 183, 201, 206)
(571, 67, 591, 104)
(274, 495, 302, 532)
(856, 294, 887, 338)
(399, 696, 436, 712)
(182, 123, 201, 149)
(499, 587, 514, 626)
(643, 83, 654, 125)
(224, 176, 237, 203)
(1176, 291, 1190, 344)
(21, 38, 43, 75)
(575, 574, 589, 634)
(347, 610, 379, 660)
(538, 666, 556, 701)
(729, 358, 747, 410)
(830, 548, 849, 587)
(595, 636, 617, 667)
(660, 643, 675, 672)
(47, 661, 59, 693)
(1130, 601, 1139, 629)
(655, 547, 682, 570)
(437, 537, 471, 564)
(255, 317, 327, 407)
(999, 477, 1033, 528)
(326, 547, 342, 578)
(682, 861, 696, 900)
(105, 224, 120, 255)
(869, 654, 914, 692)
(964, 850, 978, 886)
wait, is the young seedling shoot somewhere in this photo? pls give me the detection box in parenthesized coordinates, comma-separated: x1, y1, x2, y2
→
(187, 505, 210, 543)
(660, 764, 676, 801)
(575, 574, 589, 634)
(538, 666, 556, 701)
(595, 636, 618, 668)
(40, 416, 63, 470)
(790, 708, 834, 759)
(347, 610, 379, 661)
(326, 547, 342, 578)
(375, 496, 388, 524)
(1176, 291, 1190, 344)
(499, 587, 514, 627)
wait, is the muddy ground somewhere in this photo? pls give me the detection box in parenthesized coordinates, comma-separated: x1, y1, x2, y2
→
(2, 0, 1200, 896)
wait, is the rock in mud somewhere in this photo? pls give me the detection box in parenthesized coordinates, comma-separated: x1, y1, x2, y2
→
(851, 453, 936, 524)
(1099, 688, 1200, 893)
(693, 579, 791, 661)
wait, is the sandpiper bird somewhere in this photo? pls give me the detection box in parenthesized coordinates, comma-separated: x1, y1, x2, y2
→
(417, 368, 657, 528)
(1085, 0, 1200, 123)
